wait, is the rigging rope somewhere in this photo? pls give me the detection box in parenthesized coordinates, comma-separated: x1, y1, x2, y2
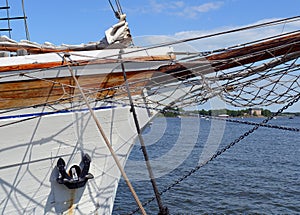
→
(64, 54, 147, 215)
(21, 0, 30, 41)
(1, 0, 30, 40)
(5, 0, 11, 38)
(86, 16, 300, 61)
(119, 50, 169, 215)
(0, 16, 299, 134)
(108, 0, 123, 19)
(115, 0, 123, 15)
(108, 0, 118, 19)
(128, 93, 300, 214)
(0, 10, 298, 215)
(1, 47, 299, 120)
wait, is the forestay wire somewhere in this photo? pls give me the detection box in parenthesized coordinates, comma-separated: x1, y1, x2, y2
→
(0, 14, 299, 213)
(108, 0, 124, 19)
(1, 26, 300, 123)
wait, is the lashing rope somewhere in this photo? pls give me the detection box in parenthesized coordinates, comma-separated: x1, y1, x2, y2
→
(64, 55, 147, 215)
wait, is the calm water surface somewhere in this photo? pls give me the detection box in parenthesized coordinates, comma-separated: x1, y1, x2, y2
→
(113, 116, 300, 214)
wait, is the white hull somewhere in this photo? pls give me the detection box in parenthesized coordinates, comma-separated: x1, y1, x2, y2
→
(1, 8, 298, 214)
(0, 44, 196, 214)
(0, 105, 154, 214)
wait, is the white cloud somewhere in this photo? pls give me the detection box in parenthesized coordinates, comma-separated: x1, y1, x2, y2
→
(172, 18, 300, 112)
(172, 18, 300, 51)
(133, 18, 300, 52)
(133, 16, 300, 112)
(144, 1, 223, 18)
(190, 2, 224, 13)
(148, 0, 186, 13)
(179, 2, 223, 19)
(171, 1, 185, 8)
(149, 0, 165, 13)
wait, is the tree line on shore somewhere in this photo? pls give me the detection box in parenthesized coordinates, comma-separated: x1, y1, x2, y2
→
(162, 107, 300, 117)
(198, 108, 272, 117)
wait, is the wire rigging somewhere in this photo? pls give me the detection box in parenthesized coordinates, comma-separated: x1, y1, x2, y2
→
(0, 2, 299, 214)
(21, 0, 30, 41)
(5, 0, 11, 38)
(108, 0, 124, 19)
(115, 0, 123, 15)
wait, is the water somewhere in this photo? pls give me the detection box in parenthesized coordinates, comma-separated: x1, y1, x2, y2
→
(113, 116, 300, 214)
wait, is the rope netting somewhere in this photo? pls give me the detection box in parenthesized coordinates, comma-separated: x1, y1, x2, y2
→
(0, 17, 299, 117)
(172, 50, 300, 108)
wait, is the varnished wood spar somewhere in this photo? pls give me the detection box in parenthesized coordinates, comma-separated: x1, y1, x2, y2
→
(0, 55, 174, 73)
(0, 42, 124, 54)
(1, 32, 300, 110)
(0, 41, 128, 54)
(207, 32, 300, 71)
(0, 32, 299, 74)
(175, 32, 300, 76)
(0, 43, 74, 54)
(147, 32, 300, 80)
(1, 32, 298, 75)
(0, 70, 153, 109)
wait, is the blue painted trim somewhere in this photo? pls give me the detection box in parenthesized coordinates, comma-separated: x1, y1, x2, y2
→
(0, 106, 117, 120)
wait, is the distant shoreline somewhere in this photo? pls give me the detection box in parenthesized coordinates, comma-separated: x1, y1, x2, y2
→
(161, 107, 300, 118)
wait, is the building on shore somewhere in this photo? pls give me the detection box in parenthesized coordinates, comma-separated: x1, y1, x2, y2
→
(249, 108, 262, 116)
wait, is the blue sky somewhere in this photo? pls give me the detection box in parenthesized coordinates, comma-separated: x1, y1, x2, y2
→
(1, 0, 299, 112)
(3, 0, 299, 44)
